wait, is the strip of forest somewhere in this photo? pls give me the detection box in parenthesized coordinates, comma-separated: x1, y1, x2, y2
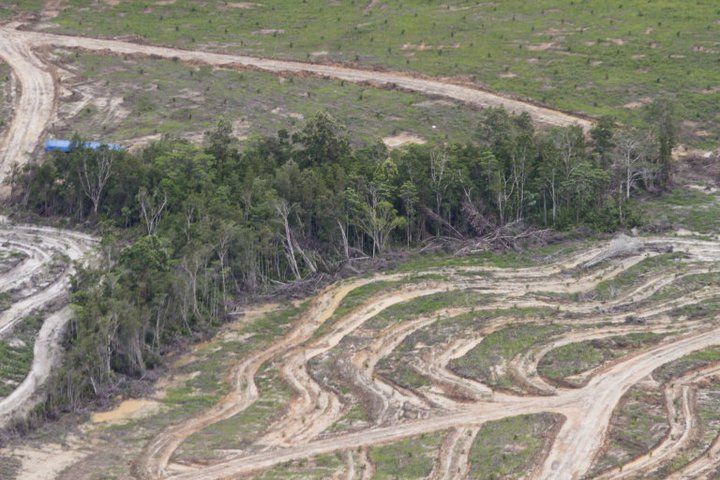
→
(7, 102, 677, 419)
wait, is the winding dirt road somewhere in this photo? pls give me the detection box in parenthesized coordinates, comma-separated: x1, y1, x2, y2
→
(0, 222, 96, 428)
(123, 236, 720, 480)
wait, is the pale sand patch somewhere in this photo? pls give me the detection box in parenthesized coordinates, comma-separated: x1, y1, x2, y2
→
(127, 133, 162, 152)
(414, 99, 456, 108)
(252, 29, 284, 35)
(5, 439, 88, 480)
(623, 96, 652, 109)
(383, 132, 426, 149)
(91, 398, 162, 424)
(232, 119, 251, 139)
(608, 38, 626, 46)
(271, 107, 304, 120)
(227, 1, 261, 8)
(623, 101, 644, 109)
(402, 43, 433, 51)
(528, 42, 556, 51)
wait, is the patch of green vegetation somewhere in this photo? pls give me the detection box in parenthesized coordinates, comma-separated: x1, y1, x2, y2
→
(641, 188, 720, 234)
(593, 252, 686, 300)
(43, 1, 720, 146)
(328, 403, 370, 434)
(661, 188, 716, 207)
(0, 61, 11, 135)
(0, 314, 44, 398)
(653, 346, 720, 384)
(379, 307, 555, 390)
(104, 302, 304, 435)
(589, 385, 668, 475)
(644, 271, 720, 304)
(174, 364, 292, 463)
(54, 51, 481, 146)
(365, 289, 489, 330)
(669, 296, 720, 322)
(0, 0, 43, 20)
(538, 332, 669, 386)
(254, 453, 346, 480)
(396, 241, 588, 272)
(450, 323, 568, 391)
(468, 413, 562, 479)
(663, 377, 720, 475)
(369, 431, 444, 479)
(0, 455, 21, 479)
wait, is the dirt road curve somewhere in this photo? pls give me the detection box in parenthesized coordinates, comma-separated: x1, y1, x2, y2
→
(0, 223, 96, 428)
(0, 24, 591, 186)
(0, 28, 55, 186)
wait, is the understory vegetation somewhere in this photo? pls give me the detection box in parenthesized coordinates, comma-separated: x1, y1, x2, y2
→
(9, 104, 677, 413)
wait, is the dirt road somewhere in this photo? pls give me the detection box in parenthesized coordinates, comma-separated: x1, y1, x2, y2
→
(0, 222, 96, 429)
(127, 236, 720, 480)
(0, 27, 55, 186)
(0, 22, 591, 188)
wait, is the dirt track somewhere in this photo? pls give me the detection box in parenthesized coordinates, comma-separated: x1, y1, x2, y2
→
(0, 222, 96, 428)
(0, 23, 591, 186)
(121, 236, 720, 480)
(0, 27, 56, 187)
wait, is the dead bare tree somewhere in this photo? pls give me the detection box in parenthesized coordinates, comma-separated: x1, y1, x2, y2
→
(138, 187, 168, 235)
(274, 199, 302, 280)
(78, 148, 115, 216)
(613, 131, 652, 200)
(429, 149, 453, 233)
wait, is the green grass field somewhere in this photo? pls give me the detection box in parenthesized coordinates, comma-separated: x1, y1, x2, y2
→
(51, 50, 481, 146)
(468, 413, 562, 479)
(23, 0, 720, 146)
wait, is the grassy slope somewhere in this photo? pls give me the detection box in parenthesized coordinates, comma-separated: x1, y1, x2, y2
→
(468, 413, 562, 479)
(51, 50, 481, 146)
(36, 0, 720, 146)
(0, 60, 10, 133)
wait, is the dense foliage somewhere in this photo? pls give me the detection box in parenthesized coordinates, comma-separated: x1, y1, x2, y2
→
(11, 105, 675, 410)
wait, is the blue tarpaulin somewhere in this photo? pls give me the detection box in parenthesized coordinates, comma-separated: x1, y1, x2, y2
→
(44, 139, 123, 153)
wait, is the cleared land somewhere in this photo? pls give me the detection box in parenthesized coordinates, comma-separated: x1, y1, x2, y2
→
(1, 4, 720, 480)
(47, 49, 481, 147)
(1, 230, 720, 479)
(21, 0, 720, 147)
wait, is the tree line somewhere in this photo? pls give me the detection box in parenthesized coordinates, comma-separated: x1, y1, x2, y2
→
(9, 103, 677, 412)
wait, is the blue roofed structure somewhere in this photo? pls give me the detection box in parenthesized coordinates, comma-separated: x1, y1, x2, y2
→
(44, 139, 123, 153)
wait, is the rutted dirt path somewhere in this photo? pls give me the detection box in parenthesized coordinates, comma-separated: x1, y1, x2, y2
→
(0, 222, 96, 428)
(125, 236, 719, 480)
(0, 27, 55, 187)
